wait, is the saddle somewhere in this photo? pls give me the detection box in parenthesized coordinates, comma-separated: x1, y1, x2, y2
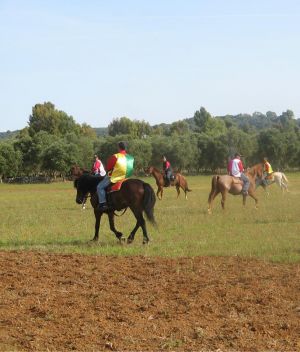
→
(232, 176, 243, 185)
(106, 178, 128, 194)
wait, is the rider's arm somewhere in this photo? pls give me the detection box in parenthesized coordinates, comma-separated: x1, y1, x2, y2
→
(238, 160, 244, 172)
(106, 155, 117, 173)
(92, 160, 100, 173)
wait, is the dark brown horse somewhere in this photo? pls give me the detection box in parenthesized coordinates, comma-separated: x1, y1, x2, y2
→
(74, 174, 156, 244)
(145, 166, 191, 200)
(207, 163, 264, 214)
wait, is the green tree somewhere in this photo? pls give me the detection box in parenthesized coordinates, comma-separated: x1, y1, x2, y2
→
(0, 142, 22, 179)
(129, 139, 152, 173)
(108, 117, 136, 137)
(28, 102, 80, 137)
(257, 129, 288, 169)
(197, 134, 228, 172)
(194, 107, 226, 136)
(41, 140, 79, 177)
(194, 107, 212, 132)
(169, 120, 190, 136)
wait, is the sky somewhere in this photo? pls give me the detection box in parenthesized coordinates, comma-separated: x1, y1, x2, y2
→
(1, 0, 300, 131)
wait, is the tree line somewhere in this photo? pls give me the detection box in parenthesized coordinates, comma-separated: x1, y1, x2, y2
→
(0, 102, 300, 180)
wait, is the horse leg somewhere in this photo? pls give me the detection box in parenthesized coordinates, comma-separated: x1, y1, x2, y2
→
(157, 185, 163, 200)
(108, 212, 124, 241)
(127, 210, 149, 245)
(92, 210, 102, 241)
(261, 182, 270, 196)
(279, 177, 288, 192)
(242, 193, 247, 206)
(282, 181, 289, 192)
(82, 196, 87, 210)
(208, 190, 220, 214)
(176, 184, 180, 198)
(183, 185, 188, 200)
(248, 192, 258, 209)
(221, 190, 228, 210)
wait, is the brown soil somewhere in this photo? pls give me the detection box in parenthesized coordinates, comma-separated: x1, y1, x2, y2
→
(0, 251, 299, 351)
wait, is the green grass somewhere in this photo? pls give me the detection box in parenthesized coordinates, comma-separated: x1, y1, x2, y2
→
(0, 174, 299, 263)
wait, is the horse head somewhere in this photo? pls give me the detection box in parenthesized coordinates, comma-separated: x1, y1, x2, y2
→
(74, 174, 95, 204)
(144, 166, 154, 176)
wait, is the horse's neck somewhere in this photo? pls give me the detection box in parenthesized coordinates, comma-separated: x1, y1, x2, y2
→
(87, 175, 101, 192)
(152, 168, 162, 177)
(248, 164, 263, 179)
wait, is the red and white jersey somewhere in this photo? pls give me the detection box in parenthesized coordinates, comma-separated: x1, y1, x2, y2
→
(229, 158, 244, 177)
(92, 159, 106, 176)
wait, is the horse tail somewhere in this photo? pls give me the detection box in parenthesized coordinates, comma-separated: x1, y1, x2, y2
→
(143, 182, 157, 226)
(281, 173, 288, 183)
(185, 184, 192, 192)
(208, 175, 219, 202)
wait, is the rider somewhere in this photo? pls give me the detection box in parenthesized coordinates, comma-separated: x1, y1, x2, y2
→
(262, 157, 274, 185)
(96, 141, 134, 212)
(92, 154, 106, 176)
(227, 153, 250, 196)
(162, 155, 172, 187)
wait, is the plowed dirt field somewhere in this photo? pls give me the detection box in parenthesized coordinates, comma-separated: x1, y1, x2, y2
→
(0, 251, 299, 351)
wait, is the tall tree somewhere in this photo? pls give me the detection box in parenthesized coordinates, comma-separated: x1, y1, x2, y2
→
(0, 142, 22, 179)
(28, 102, 80, 137)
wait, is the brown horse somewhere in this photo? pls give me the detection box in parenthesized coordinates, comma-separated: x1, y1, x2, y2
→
(145, 166, 191, 200)
(70, 165, 90, 179)
(207, 163, 264, 214)
(74, 174, 156, 244)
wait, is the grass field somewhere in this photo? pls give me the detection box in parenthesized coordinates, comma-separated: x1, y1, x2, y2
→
(0, 174, 299, 263)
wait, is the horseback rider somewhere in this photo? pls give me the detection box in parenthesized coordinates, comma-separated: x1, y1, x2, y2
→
(92, 154, 106, 176)
(262, 157, 274, 185)
(96, 142, 134, 212)
(227, 153, 250, 195)
(162, 155, 172, 187)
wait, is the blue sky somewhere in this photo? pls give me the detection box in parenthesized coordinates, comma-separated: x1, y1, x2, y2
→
(1, 0, 300, 131)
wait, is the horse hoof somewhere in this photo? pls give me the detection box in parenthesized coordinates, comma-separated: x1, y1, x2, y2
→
(127, 238, 133, 244)
(143, 240, 149, 245)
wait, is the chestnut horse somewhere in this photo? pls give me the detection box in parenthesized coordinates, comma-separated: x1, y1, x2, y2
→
(207, 163, 264, 214)
(74, 174, 156, 244)
(145, 166, 191, 200)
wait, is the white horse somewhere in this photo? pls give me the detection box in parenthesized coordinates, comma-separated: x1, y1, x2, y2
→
(260, 172, 289, 193)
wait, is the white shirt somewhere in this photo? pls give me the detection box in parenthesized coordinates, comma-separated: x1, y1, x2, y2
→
(231, 158, 243, 177)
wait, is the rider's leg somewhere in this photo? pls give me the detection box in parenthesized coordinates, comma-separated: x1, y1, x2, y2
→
(96, 175, 111, 206)
(166, 169, 171, 186)
(241, 173, 250, 194)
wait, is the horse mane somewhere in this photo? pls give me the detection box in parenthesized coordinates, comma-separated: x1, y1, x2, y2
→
(74, 174, 101, 192)
(150, 166, 161, 173)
